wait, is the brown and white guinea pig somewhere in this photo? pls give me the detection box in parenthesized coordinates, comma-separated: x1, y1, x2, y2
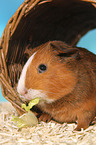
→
(17, 40, 96, 131)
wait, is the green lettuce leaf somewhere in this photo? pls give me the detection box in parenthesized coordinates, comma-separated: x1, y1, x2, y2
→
(11, 111, 38, 128)
(11, 97, 39, 128)
(22, 97, 39, 112)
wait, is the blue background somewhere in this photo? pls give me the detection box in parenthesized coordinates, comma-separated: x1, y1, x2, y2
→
(0, 0, 96, 102)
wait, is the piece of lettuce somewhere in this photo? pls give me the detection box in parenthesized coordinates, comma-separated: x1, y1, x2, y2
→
(11, 97, 39, 128)
(22, 97, 39, 112)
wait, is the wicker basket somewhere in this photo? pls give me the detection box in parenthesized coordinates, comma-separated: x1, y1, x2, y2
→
(0, 0, 96, 115)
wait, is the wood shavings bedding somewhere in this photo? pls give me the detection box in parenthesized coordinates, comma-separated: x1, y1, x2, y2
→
(0, 102, 96, 145)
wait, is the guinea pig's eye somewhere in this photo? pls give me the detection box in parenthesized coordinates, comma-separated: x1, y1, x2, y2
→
(38, 64, 47, 73)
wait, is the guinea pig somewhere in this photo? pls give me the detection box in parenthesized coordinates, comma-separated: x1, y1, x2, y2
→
(17, 40, 96, 131)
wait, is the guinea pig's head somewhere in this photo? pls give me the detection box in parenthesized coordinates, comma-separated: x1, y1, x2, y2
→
(17, 41, 79, 103)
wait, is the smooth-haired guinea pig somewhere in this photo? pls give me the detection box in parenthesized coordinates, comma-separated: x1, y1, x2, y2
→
(17, 40, 96, 131)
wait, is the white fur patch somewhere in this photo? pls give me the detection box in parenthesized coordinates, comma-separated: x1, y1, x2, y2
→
(24, 89, 54, 103)
(17, 51, 37, 95)
(24, 89, 47, 100)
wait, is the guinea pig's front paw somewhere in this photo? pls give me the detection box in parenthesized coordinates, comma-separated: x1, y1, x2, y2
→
(38, 113, 52, 123)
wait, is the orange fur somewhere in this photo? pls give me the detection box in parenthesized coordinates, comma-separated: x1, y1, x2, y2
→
(24, 41, 96, 130)
(25, 45, 77, 100)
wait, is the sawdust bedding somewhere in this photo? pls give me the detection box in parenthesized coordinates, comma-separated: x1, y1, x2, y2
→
(0, 102, 96, 145)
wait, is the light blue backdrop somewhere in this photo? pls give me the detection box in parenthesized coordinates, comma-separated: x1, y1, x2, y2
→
(0, 0, 24, 37)
(0, 0, 96, 102)
(0, 0, 24, 101)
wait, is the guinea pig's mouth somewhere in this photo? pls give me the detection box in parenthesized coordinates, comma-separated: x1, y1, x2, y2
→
(19, 89, 54, 103)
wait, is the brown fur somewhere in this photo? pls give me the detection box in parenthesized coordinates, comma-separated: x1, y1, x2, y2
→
(25, 41, 96, 130)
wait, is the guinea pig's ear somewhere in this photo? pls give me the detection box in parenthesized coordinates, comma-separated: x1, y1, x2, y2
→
(50, 41, 80, 59)
(57, 47, 80, 59)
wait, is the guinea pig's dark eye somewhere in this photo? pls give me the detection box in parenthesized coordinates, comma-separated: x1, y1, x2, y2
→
(38, 64, 47, 73)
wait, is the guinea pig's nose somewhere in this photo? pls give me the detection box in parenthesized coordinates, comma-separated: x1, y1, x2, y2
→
(17, 87, 28, 96)
(24, 90, 28, 95)
(22, 90, 28, 96)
